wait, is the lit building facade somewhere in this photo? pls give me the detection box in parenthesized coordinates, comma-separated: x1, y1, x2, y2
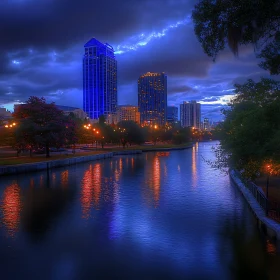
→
(117, 105, 140, 124)
(138, 72, 167, 126)
(0, 108, 12, 118)
(83, 38, 117, 120)
(105, 114, 118, 125)
(56, 105, 88, 120)
(180, 101, 201, 129)
(203, 118, 210, 131)
(167, 106, 178, 124)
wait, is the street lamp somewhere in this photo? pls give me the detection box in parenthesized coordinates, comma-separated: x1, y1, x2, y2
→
(95, 130, 99, 150)
(5, 122, 16, 129)
(266, 164, 271, 216)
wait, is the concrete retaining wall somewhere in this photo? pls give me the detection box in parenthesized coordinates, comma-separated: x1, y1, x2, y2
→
(113, 150, 142, 156)
(230, 169, 280, 240)
(141, 145, 192, 152)
(0, 152, 114, 176)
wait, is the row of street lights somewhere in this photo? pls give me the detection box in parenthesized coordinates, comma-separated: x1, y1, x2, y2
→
(84, 124, 99, 149)
(4, 123, 16, 128)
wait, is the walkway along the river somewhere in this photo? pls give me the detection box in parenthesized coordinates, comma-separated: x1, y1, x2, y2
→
(0, 145, 192, 176)
(230, 169, 280, 240)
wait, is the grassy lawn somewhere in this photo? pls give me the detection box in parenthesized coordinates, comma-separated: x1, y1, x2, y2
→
(0, 143, 192, 166)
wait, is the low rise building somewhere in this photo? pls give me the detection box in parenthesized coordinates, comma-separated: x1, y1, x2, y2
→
(116, 105, 140, 124)
(0, 108, 12, 118)
(56, 105, 88, 120)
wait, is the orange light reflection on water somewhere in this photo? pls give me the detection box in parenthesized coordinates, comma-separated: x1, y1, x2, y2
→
(60, 170, 69, 189)
(131, 157, 134, 168)
(114, 158, 123, 182)
(1, 183, 21, 237)
(266, 239, 277, 255)
(152, 156, 161, 205)
(192, 143, 198, 187)
(80, 164, 101, 219)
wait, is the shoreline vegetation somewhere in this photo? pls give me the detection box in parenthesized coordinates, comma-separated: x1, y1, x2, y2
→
(0, 143, 192, 169)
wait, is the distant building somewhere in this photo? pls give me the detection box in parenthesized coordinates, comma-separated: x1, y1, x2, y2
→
(14, 104, 87, 120)
(0, 108, 12, 118)
(180, 101, 201, 129)
(116, 105, 140, 124)
(138, 72, 167, 126)
(167, 106, 178, 124)
(105, 114, 117, 125)
(83, 38, 117, 120)
(212, 121, 223, 128)
(56, 105, 88, 120)
(203, 118, 210, 131)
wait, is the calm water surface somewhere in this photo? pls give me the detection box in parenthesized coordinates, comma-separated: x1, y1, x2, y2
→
(0, 142, 279, 279)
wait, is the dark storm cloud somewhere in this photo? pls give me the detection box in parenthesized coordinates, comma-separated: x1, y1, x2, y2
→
(201, 105, 227, 121)
(0, 0, 272, 121)
(118, 25, 212, 85)
(0, 0, 198, 108)
(0, 0, 195, 52)
(168, 85, 198, 95)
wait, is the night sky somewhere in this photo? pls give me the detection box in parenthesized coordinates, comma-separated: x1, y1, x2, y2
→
(0, 0, 270, 121)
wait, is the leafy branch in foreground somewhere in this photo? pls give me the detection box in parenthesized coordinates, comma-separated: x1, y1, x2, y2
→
(192, 0, 280, 75)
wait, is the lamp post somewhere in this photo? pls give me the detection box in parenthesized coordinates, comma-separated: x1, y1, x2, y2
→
(95, 130, 99, 150)
(266, 164, 271, 216)
(153, 124, 158, 145)
(83, 124, 92, 147)
(4, 122, 17, 155)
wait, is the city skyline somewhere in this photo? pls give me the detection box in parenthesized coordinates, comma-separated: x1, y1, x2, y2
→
(0, 0, 272, 121)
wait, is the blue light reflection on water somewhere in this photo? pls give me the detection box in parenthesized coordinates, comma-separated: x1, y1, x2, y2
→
(0, 141, 279, 279)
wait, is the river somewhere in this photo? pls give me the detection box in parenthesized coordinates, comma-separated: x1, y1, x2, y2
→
(0, 141, 279, 279)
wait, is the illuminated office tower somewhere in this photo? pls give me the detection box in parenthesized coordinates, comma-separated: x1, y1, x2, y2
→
(83, 38, 117, 119)
(138, 72, 167, 126)
(180, 101, 201, 129)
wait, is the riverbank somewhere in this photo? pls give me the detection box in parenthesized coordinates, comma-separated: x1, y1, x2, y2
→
(0, 144, 192, 176)
(230, 169, 280, 240)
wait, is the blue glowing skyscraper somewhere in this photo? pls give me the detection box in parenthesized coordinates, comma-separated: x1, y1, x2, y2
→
(83, 38, 117, 119)
(138, 72, 167, 126)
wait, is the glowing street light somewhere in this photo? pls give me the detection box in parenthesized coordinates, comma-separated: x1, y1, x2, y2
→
(4, 122, 16, 129)
(266, 164, 271, 216)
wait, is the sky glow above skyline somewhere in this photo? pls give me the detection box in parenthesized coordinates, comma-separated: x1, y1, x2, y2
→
(0, 0, 271, 121)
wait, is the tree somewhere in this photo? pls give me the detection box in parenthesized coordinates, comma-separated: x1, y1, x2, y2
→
(192, 0, 280, 74)
(214, 79, 280, 178)
(0, 125, 16, 147)
(117, 121, 145, 147)
(13, 96, 76, 157)
(14, 119, 37, 156)
(172, 127, 191, 144)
